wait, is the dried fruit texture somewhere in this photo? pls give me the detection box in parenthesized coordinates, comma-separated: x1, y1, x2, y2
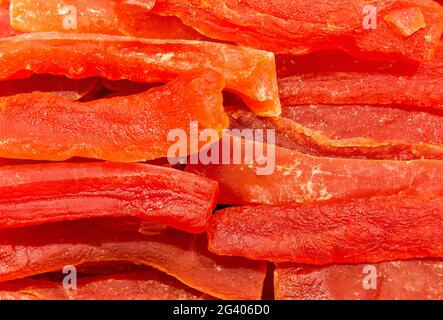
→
(228, 107, 443, 160)
(275, 49, 421, 78)
(10, 0, 206, 40)
(0, 74, 97, 101)
(208, 197, 443, 264)
(74, 262, 157, 275)
(0, 32, 280, 116)
(151, 0, 443, 61)
(10, 0, 120, 34)
(275, 261, 443, 300)
(0, 270, 211, 300)
(0, 220, 267, 300)
(384, 7, 427, 37)
(186, 136, 443, 205)
(119, 13, 206, 40)
(0, 71, 229, 162)
(122, 0, 155, 10)
(0, 162, 218, 233)
(278, 43, 443, 108)
(116, 3, 209, 40)
(0, 2, 21, 38)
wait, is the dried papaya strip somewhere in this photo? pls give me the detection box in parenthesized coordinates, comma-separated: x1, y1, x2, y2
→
(0, 162, 218, 233)
(0, 270, 211, 300)
(10, 0, 206, 40)
(186, 136, 443, 205)
(0, 32, 280, 116)
(0, 220, 267, 300)
(208, 196, 443, 264)
(279, 71, 443, 109)
(0, 74, 97, 101)
(228, 107, 443, 160)
(275, 49, 421, 78)
(10, 0, 120, 34)
(150, 0, 443, 61)
(0, 71, 228, 162)
(278, 42, 443, 107)
(275, 260, 443, 300)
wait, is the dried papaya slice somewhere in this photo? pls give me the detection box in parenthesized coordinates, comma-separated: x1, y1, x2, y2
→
(208, 196, 443, 264)
(0, 162, 218, 233)
(150, 0, 443, 61)
(0, 220, 267, 300)
(10, 0, 205, 40)
(278, 43, 443, 108)
(10, 0, 120, 34)
(228, 107, 443, 160)
(275, 260, 443, 300)
(0, 32, 280, 116)
(279, 72, 443, 109)
(275, 49, 420, 78)
(0, 270, 212, 300)
(0, 74, 97, 101)
(186, 136, 443, 205)
(0, 71, 229, 162)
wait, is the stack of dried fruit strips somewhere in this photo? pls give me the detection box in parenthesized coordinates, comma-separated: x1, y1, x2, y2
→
(1, 0, 443, 300)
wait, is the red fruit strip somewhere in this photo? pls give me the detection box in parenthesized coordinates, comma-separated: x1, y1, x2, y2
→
(10, 0, 206, 40)
(275, 49, 420, 78)
(0, 32, 280, 116)
(0, 270, 212, 300)
(0, 74, 97, 101)
(10, 0, 120, 34)
(186, 136, 443, 205)
(278, 43, 443, 108)
(208, 196, 443, 264)
(228, 107, 443, 160)
(0, 220, 267, 300)
(0, 71, 228, 162)
(151, 0, 443, 61)
(0, 162, 218, 233)
(275, 260, 443, 300)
